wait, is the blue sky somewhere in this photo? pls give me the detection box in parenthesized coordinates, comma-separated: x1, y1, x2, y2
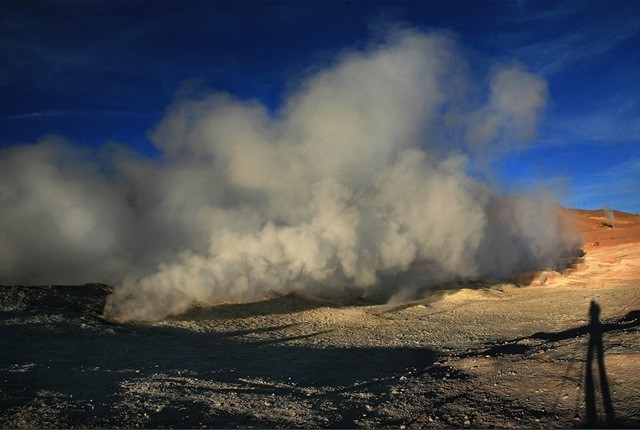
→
(1, 1, 639, 213)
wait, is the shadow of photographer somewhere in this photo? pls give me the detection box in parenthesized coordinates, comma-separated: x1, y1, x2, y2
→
(585, 300, 616, 427)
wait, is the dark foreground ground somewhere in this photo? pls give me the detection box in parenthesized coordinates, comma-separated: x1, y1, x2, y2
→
(1, 279, 639, 429)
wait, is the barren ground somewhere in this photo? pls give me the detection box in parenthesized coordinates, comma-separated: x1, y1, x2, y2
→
(2, 209, 639, 428)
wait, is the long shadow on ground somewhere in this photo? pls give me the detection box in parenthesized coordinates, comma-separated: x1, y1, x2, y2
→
(457, 303, 640, 429)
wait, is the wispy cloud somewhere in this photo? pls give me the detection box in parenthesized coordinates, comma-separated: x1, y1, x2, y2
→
(565, 157, 640, 213)
(543, 108, 640, 145)
(514, 22, 639, 77)
(4, 110, 153, 120)
(491, 3, 640, 77)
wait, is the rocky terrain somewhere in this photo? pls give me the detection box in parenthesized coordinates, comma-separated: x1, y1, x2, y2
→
(2, 208, 639, 428)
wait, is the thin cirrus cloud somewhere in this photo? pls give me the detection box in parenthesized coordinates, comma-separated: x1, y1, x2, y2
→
(510, 21, 640, 78)
(491, 2, 640, 78)
(4, 110, 153, 120)
(565, 157, 640, 213)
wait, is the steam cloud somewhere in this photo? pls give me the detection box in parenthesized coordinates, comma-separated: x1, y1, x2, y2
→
(0, 29, 580, 321)
(604, 204, 615, 228)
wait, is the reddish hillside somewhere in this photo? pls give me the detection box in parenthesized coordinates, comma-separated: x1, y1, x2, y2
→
(567, 208, 640, 247)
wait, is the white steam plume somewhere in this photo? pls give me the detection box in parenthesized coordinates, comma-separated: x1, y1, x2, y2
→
(0, 28, 580, 321)
(604, 204, 615, 228)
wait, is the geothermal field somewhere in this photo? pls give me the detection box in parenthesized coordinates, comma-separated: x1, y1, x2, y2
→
(1, 207, 639, 428)
(1, 12, 639, 428)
